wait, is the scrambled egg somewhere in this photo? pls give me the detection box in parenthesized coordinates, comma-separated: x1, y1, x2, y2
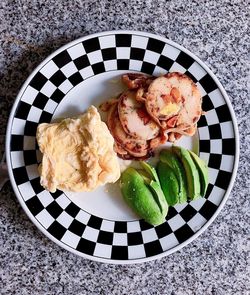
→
(36, 106, 120, 193)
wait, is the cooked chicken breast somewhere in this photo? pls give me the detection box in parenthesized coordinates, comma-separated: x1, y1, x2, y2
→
(118, 90, 160, 141)
(145, 72, 202, 131)
(100, 72, 203, 160)
(107, 103, 150, 158)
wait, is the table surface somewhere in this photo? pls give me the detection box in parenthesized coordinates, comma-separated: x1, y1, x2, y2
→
(0, 1, 249, 294)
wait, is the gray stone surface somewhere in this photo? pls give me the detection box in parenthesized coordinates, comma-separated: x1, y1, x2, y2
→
(0, 0, 249, 294)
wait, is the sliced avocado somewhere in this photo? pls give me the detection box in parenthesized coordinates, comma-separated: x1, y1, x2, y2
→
(138, 162, 168, 216)
(189, 150, 209, 196)
(157, 161, 179, 206)
(172, 146, 201, 200)
(140, 161, 160, 184)
(147, 180, 168, 216)
(137, 169, 151, 184)
(136, 169, 168, 215)
(159, 149, 188, 203)
(120, 168, 167, 225)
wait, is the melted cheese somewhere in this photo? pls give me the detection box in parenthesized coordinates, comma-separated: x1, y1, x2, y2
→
(36, 106, 120, 193)
(160, 102, 180, 116)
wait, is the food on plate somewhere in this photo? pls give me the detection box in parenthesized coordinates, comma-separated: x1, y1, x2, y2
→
(118, 90, 160, 140)
(145, 72, 202, 131)
(122, 73, 155, 92)
(172, 146, 201, 200)
(158, 149, 188, 204)
(100, 72, 203, 160)
(36, 106, 120, 193)
(107, 103, 151, 159)
(189, 150, 209, 196)
(159, 147, 208, 204)
(120, 147, 208, 225)
(120, 162, 168, 226)
(157, 161, 180, 206)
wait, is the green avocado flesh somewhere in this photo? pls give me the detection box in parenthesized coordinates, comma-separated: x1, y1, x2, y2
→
(120, 168, 167, 225)
(172, 146, 201, 200)
(159, 149, 188, 203)
(189, 150, 209, 196)
(157, 161, 179, 206)
(140, 161, 160, 184)
(120, 147, 208, 226)
(148, 180, 168, 216)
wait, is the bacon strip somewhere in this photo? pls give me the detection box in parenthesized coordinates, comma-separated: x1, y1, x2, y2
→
(122, 73, 155, 90)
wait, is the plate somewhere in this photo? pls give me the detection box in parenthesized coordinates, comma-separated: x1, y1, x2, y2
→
(6, 31, 239, 264)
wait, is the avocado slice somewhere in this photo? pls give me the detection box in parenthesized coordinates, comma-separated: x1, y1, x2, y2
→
(136, 169, 151, 184)
(140, 161, 160, 184)
(157, 161, 179, 206)
(147, 180, 169, 216)
(120, 168, 167, 225)
(159, 149, 188, 203)
(136, 168, 168, 215)
(172, 146, 201, 200)
(138, 162, 168, 214)
(189, 150, 209, 196)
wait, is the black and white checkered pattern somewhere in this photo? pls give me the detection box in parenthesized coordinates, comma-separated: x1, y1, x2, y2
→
(8, 32, 237, 262)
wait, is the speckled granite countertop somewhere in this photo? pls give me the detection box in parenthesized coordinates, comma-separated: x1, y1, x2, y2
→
(0, 1, 249, 294)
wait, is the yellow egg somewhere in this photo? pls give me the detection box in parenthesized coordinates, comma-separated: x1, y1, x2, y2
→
(36, 106, 120, 193)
